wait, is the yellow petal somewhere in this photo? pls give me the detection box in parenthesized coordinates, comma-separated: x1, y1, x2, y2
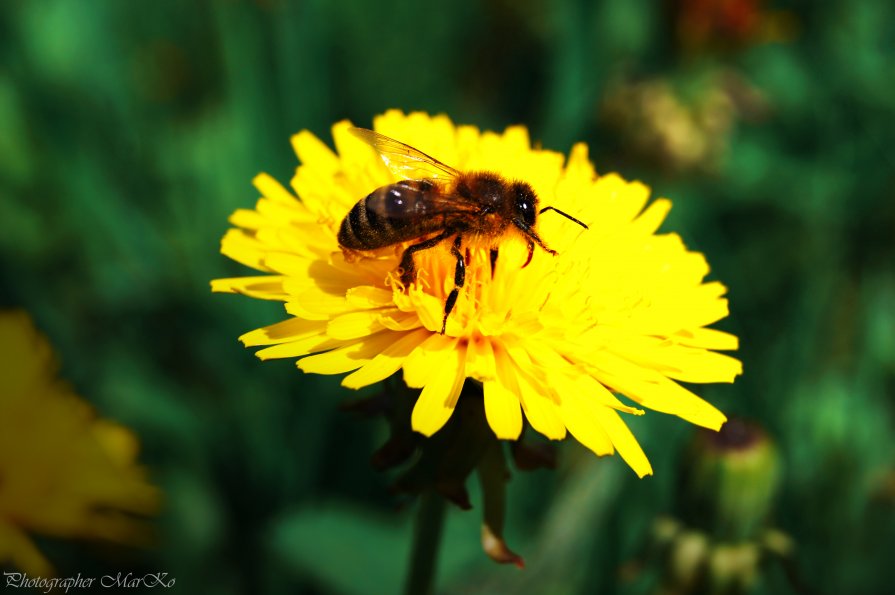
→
(588, 381, 653, 477)
(554, 374, 614, 456)
(630, 198, 671, 235)
(240, 317, 327, 347)
(326, 310, 388, 340)
(673, 327, 739, 351)
(579, 374, 646, 416)
(565, 142, 596, 181)
(483, 343, 522, 440)
(287, 287, 352, 318)
(264, 252, 315, 277)
(483, 380, 522, 440)
(341, 327, 431, 389)
(333, 119, 379, 174)
(229, 208, 268, 230)
(254, 172, 299, 204)
(411, 341, 467, 437)
(605, 334, 743, 384)
(596, 358, 727, 430)
(220, 229, 273, 272)
(284, 302, 333, 321)
(298, 331, 398, 375)
(663, 351, 743, 384)
(598, 174, 650, 227)
(515, 370, 566, 440)
(379, 310, 422, 331)
(0, 523, 54, 576)
(402, 333, 458, 388)
(346, 286, 395, 308)
(511, 337, 576, 377)
(0, 311, 55, 399)
(211, 276, 288, 300)
(466, 336, 497, 383)
(595, 407, 653, 477)
(255, 334, 343, 360)
(290, 130, 340, 176)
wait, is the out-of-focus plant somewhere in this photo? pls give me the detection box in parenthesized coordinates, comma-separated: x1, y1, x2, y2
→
(0, 311, 159, 576)
(601, 72, 769, 174)
(671, 0, 797, 52)
(624, 419, 805, 595)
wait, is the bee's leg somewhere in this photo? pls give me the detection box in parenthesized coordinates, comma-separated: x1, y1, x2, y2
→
(442, 234, 465, 335)
(526, 231, 557, 256)
(398, 230, 454, 286)
(489, 248, 499, 279)
(522, 239, 535, 268)
(515, 220, 557, 269)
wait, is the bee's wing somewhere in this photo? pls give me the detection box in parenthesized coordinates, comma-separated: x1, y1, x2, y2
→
(364, 181, 482, 220)
(349, 127, 461, 182)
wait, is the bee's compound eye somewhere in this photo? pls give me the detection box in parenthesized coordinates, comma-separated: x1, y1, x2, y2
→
(513, 183, 537, 227)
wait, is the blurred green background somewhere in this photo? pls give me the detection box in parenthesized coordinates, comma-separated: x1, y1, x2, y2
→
(1, 0, 893, 593)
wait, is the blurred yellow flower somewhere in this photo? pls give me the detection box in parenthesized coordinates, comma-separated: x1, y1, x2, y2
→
(213, 110, 741, 478)
(0, 311, 159, 575)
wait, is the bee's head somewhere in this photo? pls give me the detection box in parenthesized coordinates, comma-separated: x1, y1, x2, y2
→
(511, 182, 538, 228)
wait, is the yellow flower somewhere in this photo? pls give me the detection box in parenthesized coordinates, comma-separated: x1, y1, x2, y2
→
(213, 110, 741, 478)
(0, 311, 159, 575)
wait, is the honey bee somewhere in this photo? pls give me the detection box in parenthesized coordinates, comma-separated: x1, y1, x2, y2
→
(338, 128, 588, 334)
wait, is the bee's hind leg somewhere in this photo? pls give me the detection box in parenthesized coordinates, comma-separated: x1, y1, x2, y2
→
(398, 230, 454, 286)
(441, 235, 465, 335)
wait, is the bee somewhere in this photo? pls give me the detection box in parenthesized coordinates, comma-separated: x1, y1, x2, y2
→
(338, 128, 588, 335)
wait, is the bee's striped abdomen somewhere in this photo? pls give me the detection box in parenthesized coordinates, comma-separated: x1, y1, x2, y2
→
(338, 180, 443, 250)
(338, 198, 384, 250)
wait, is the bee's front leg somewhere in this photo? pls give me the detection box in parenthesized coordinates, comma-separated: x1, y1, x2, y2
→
(522, 239, 535, 268)
(516, 220, 557, 269)
(489, 248, 499, 279)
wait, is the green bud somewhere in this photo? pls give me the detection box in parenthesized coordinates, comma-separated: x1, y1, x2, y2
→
(678, 418, 781, 542)
(666, 529, 711, 592)
(706, 542, 761, 594)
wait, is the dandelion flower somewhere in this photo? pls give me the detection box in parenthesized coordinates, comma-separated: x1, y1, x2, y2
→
(213, 110, 741, 478)
(0, 311, 159, 575)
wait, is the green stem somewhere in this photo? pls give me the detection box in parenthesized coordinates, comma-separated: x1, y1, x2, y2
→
(403, 490, 447, 595)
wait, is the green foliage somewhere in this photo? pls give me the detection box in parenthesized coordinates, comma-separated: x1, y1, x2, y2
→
(1, 0, 893, 593)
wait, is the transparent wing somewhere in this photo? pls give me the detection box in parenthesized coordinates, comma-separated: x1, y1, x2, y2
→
(364, 181, 482, 220)
(348, 127, 461, 182)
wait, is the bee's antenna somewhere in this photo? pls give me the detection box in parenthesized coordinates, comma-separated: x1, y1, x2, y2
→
(539, 206, 588, 229)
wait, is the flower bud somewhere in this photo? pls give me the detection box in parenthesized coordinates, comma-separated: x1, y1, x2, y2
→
(678, 418, 781, 542)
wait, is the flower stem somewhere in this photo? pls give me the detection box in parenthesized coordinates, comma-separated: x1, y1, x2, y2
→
(404, 490, 447, 595)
